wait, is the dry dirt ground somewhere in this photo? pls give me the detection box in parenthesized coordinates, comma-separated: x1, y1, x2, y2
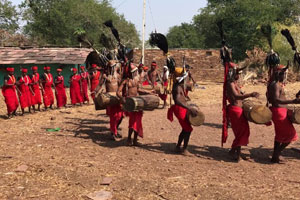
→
(1, 82, 300, 200)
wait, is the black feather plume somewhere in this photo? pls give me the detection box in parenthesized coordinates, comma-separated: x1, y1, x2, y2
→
(103, 20, 120, 43)
(149, 32, 168, 54)
(167, 57, 176, 74)
(99, 33, 114, 50)
(77, 34, 92, 47)
(261, 24, 273, 49)
(294, 53, 300, 70)
(103, 20, 113, 28)
(281, 29, 297, 51)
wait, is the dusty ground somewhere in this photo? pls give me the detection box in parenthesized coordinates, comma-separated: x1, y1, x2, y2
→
(1, 82, 300, 200)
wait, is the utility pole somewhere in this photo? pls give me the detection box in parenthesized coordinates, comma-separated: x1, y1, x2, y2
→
(142, 0, 146, 64)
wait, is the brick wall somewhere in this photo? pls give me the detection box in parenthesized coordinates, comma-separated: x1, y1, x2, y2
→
(133, 49, 224, 82)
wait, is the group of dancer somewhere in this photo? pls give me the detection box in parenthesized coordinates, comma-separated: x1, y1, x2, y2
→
(2, 48, 300, 164)
(1, 64, 101, 118)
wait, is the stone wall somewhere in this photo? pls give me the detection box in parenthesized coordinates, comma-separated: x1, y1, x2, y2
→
(133, 49, 224, 82)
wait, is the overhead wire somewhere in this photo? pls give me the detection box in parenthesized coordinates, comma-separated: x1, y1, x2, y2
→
(115, 0, 129, 9)
(147, 0, 157, 32)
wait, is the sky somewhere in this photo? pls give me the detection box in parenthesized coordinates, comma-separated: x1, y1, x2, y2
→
(10, 0, 208, 39)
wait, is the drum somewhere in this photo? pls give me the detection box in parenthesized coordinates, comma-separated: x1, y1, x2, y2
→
(141, 84, 164, 94)
(242, 100, 272, 124)
(124, 95, 160, 112)
(287, 107, 300, 124)
(187, 104, 205, 126)
(94, 92, 119, 110)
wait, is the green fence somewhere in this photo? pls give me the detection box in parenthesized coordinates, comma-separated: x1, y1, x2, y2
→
(0, 64, 86, 87)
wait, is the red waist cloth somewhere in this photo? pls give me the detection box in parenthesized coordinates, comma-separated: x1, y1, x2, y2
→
(90, 79, 99, 100)
(2, 86, 19, 114)
(43, 85, 54, 107)
(142, 80, 149, 86)
(159, 93, 167, 101)
(70, 77, 83, 105)
(81, 79, 89, 102)
(31, 84, 42, 105)
(18, 85, 32, 109)
(270, 107, 298, 143)
(167, 104, 193, 132)
(106, 104, 124, 136)
(55, 87, 67, 108)
(126, 111, 143, 138)
(18, 77, 32, 109)
(227, 105, 250, 148)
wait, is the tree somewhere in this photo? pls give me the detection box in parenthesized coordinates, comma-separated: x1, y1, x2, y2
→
(166, 23, 204, 48)
(166, 0, 300, 61)
(20, 0, 140, 48)
(0, 0, 19, 33)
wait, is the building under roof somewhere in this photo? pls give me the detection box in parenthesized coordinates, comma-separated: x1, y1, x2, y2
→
(0, 47, 93, 86)
(0, 47, 92, 65)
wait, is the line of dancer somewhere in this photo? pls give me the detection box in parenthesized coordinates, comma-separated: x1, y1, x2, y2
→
(1, 65, 99, 118)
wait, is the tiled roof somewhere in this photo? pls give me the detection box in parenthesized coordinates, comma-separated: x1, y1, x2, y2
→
(0, 47, 93, 64)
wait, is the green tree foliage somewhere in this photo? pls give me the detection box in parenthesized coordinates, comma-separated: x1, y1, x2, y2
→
(21, 0, 140, 48)
(166, 23, 204, 48)
(166, 0, 300, 61)
(0, 0, 19, 33)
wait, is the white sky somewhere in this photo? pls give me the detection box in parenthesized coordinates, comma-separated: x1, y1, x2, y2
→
(10, 0, 208, 39)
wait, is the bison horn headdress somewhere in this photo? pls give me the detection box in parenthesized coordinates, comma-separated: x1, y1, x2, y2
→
(149, 32, 176, 94)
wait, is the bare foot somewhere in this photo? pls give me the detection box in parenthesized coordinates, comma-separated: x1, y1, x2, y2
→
(174, 146, 182, 154)
(182, 149, 192, 156)
(229, 149, 239, 161)
(271, 156, 280, 163)
(110, 134, 116, 141)
(127, 139, 133, 146)
(133, 140, 140, 146)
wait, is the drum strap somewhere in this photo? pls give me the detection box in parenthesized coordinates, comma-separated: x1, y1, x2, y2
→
(126, 78, 129, 97)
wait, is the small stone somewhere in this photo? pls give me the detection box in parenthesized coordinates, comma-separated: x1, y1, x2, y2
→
(86, 190, 112, 200)
(15, 165, 28, 172)
(101, 177, 113, 185)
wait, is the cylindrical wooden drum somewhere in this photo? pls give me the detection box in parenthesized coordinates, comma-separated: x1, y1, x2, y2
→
(94, 92, 119, 110)
(187, 104, 205, 126)
(242, 100, 272, 124)
(141, 84, 164, 94)
(124, 95, 160, 112)
(287, 107, 300, 124)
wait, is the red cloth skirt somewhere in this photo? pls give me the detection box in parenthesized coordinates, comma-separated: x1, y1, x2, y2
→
(31, 84, 42, 105)
(227, 105, 250, 148)
(142, 80, 149, 86)
(55, 87, 67, 108)
(270, 107, 298, 143)
(90, 80, 99, 100)
(70, 81, 83, 105)
(126, 111, 143, 138)
(106, 104, 124, 135)
(2, 86, 19, 114)
(81, 79, 89, 102)
(18, 85, 32, 109)
(167, 104, 193, 132)
(43, 85, 54, 107)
